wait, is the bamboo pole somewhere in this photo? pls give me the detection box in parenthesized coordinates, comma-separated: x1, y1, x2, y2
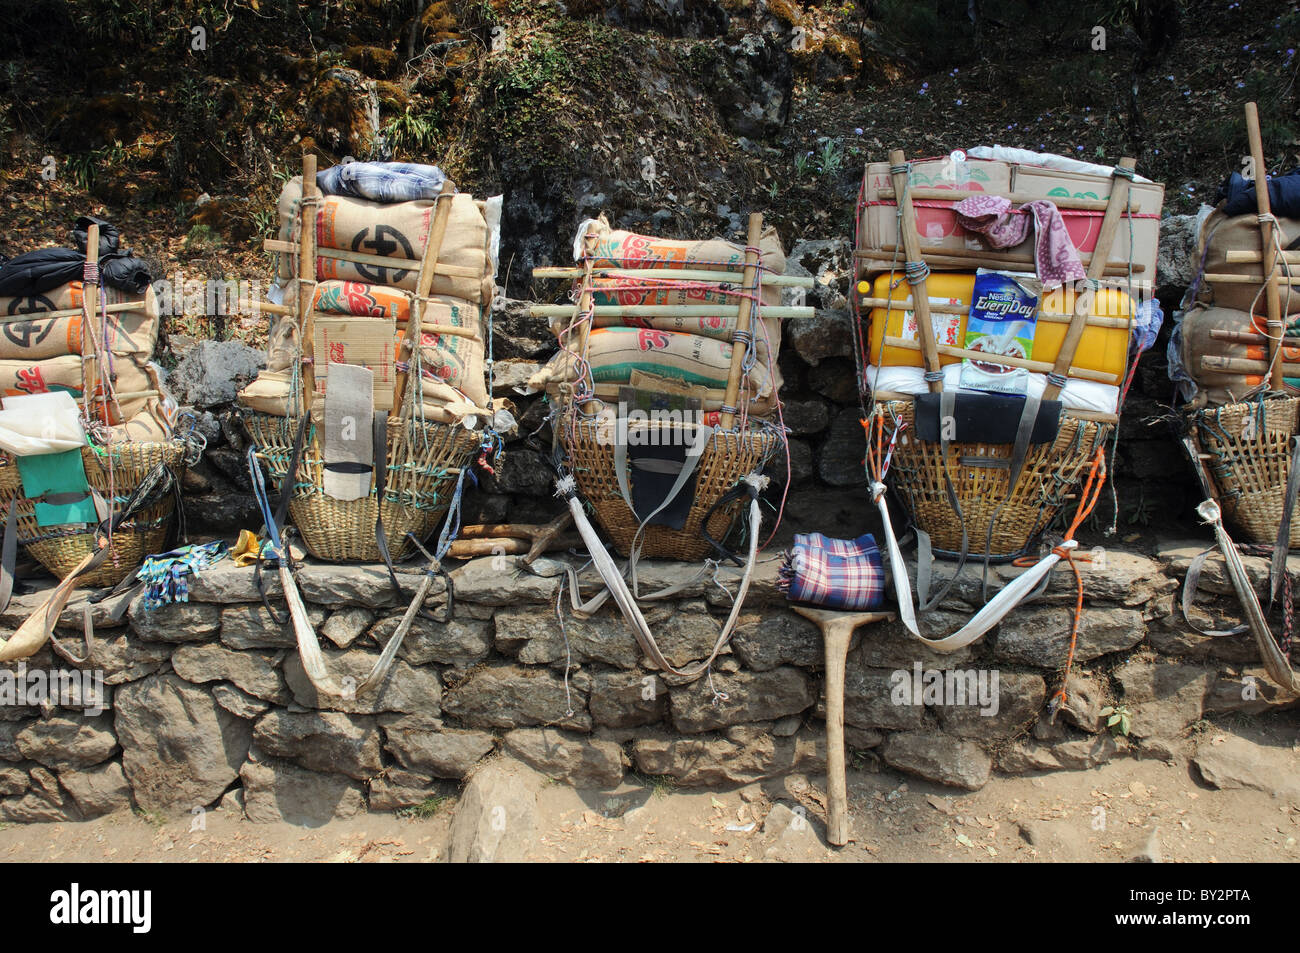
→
(393, 180, 456, 416)
(1201, 354, 1300, 375)
(881, 336, 1119, 384)
(296, 154, 319, 428)
(888, 150, 942, 392)
(264, 239, 480, 280)
(1224, 250, 1300, 264)
(1246, 102, 1285, 391)
(530, 304, 813, 320)
(720, 213, 763, 430)
(531, 265, 814, 287)
(1, 301, 140, 325)
(1042, 156, 1135, 402)
(855, 245, 1146, 275)
(238, 298, 477, 339)
(857, 295, 1131, 329)
(873, 187, 1115, 212)
(1202, 272, 1300, 286)
(80, 222, 100, 421)
(1209, 328, 1300, 347)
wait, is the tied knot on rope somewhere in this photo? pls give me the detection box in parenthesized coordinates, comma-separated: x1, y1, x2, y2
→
(82, 261, 100, 284)
(904, 260, 931, 285)
(1111, 164, 1136, 181)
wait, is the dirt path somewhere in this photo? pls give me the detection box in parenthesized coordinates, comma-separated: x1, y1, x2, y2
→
(2, 719, 1295, 864)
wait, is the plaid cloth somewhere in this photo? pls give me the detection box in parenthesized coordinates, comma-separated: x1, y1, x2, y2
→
(316, 162, 447, 204)
(136, 540, 228, 610)
(779, 533, 884, 611)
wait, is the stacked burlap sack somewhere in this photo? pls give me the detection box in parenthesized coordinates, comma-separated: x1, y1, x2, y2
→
(239, 169, 499, 423)
(527, 216, 786, 417)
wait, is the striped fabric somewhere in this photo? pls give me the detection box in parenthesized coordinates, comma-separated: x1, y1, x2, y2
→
(316, 162, 446, 204)
(779, 533, 884, 611)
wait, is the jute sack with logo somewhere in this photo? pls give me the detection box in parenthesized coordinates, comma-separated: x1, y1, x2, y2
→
(0, 353, 157, 424)
(1176, 303, 1300, 407)
(0, 282, 160, 360)
(265, 280, 487, 406)
(238, 369, 485, 424)
(529, 326, 779, 414)
(277, 178, 493, 302)
(1196, 211, 1300, 314)
(583, 217, 786, 277)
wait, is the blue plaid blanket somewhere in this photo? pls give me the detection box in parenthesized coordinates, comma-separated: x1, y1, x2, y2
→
(136, 540, 228, 610)
(779, 532, 884, 611)
(316, 162, 447, 203)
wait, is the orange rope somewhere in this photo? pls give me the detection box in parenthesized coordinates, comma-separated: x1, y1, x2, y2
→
(1047, 446, 1108, 716)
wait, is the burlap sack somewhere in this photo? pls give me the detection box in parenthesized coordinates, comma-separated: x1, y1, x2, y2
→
(1196, 211, 1300, 314)
(584, 217, 786, 277)
(238, 369, 486, 424)
(1177, 304, 1285, 406)
(265, 279, 487, 406)
(0, 282, 159, 360)
(277, 178, 494, 302)
(529, 326, 779, 414)
(0, 353, 156, 424)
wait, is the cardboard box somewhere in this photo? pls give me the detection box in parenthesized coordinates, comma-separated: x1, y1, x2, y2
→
(312, 316, 397, 407)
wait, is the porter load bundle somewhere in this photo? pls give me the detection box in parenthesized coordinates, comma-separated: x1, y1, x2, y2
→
(529, 211, 816, 684)
(0, 221, 191, 663)
(1170, 103, 1300, 694)
(851, 146, 1161, 674)
(240, 157, 501, 569)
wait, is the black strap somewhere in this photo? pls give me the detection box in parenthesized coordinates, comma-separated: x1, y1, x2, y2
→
(699, 477, 761, 566)
(372, 411, 405, 601)
(254, 415, 311, 627)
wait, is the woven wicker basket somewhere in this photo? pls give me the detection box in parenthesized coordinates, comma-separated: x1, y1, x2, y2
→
(243, 411, 479, 563)
(877, 399, 1112, 560)
(0, 440, 186, 589)
(560, 414, 777, 561)
(1187, 396, 1300, 547)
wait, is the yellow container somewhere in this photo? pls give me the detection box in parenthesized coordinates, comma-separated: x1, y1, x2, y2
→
(863, 273, 1133, 380)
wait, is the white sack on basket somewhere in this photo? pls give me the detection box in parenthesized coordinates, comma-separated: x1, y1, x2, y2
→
(0, 391, 87, 456)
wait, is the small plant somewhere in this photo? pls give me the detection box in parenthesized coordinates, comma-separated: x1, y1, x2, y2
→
(402, 795, 449, 820)
(794, 152, 811, 178)
(1100, 704, 1132, 737)
(817, 138, 845, 177)
(184, 223, 221, 253)
(383, 104, 437, 156)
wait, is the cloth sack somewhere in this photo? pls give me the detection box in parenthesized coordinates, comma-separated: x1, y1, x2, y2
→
(779, 532, 885, 611)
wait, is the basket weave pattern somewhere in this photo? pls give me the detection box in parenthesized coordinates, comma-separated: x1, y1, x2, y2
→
(1191, 396, 1300, 547)
(562, 414, 776, 560)
(879, 400, 1111, 559)
(243, 412, 479, 563)
(0, 441, 186, 588)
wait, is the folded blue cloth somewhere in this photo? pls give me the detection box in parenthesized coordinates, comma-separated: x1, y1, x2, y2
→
(316, 162, 447, 204)
(779, 533, 885, 611)
(136, 540, 228, 610)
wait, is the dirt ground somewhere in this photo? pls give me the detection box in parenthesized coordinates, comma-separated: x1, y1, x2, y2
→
(1, 718, 1294, 864)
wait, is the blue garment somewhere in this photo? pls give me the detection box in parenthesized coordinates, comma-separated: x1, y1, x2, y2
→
(316, 162, 447, 204)
(1133, 298, 1164, 354)
(1218, 168, 1300, 219)
(136, 541, 228, 609)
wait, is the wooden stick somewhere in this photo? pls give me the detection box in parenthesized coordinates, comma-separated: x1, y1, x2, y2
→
(393, 180, 456, 416)
(888, 151, 942, 392)
(855, 246, 1147, 276)
(720, 213, 763, 430)
(1042, 157, 1135, 402)
(1246, 102, 1285, 391)
(296, 153, 319, 424)
(1202, 272, 1300, 286)
(873, 187, 1116, 211)
(265, 239, 480, 279)
(444, 535, 581, 559)
(81, 223, 100, 421)
(857, 295, 1131, 329)
(569, 224, 602, 416)
(450, 512, 579, 563)
(240, 298, 479, 339)
(530, 304, 813, 320)
(1209, 328, 1300, 347)
(882, 336, 1119, 384)
(531, 266, 814, 287)
(1, 301, 141, 325)
(1224, 250, 1300, 264)
(1201, 354, 1300, 375)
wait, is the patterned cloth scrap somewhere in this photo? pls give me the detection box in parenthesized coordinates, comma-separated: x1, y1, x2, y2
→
(316, 162, 447, 204)
(953, 195, 1086, 290)
(136, 540, 229, 610)
(779, 533, 885, 611)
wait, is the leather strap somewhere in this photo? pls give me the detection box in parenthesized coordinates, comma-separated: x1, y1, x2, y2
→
(371, 410, 404, 601)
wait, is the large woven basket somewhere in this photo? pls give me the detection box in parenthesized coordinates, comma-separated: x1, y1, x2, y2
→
(1187, 396, 1300, 547)
(560, 414, 777, 561)
(878, 400, 1112, 560)
(243, 411, 479, 563)
(0, 440, 186, 588)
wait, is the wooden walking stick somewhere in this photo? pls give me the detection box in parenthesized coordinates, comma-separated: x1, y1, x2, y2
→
(393, 179, 456, 416)
(81, 222, 101, 422)
(791, 605, 895, 848)
(1246, 101, 1287, 392)
(720, 213, 763, 430)
(888, 150, 942, 393)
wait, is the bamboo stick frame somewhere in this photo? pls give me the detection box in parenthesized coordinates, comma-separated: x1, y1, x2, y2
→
(873, 187, 1115, 212)
(720, 213, 763, 430)
(295, 153, 319, 431)
(531, 265, 814, 288)
(1210, 328, 1300, 347)
(264, 239, 481, 280)
(855, 245, 1146, 276)
(1201, 354, 1300, 375)
(392, 180, 456, 416)
(530, 304, 813, 320)
(857, 294, 1131, 330)
(81, 223, 100, 421)
(1245, 101, 1286, 391)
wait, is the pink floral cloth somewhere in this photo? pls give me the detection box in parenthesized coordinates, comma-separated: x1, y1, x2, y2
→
(953, 195, 1085, 289)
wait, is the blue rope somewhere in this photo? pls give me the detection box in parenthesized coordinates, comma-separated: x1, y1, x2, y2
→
(246, 446, 284, 558)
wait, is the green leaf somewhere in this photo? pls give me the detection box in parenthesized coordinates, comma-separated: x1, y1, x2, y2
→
(1107, 713, 1122, 727)
(1100, 706, 1114, 717)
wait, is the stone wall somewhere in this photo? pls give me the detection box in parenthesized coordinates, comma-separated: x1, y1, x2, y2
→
(1, 539, 1294, 825)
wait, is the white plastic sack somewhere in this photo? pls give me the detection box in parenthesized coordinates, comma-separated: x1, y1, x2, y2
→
(0, 391, 87, 456)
